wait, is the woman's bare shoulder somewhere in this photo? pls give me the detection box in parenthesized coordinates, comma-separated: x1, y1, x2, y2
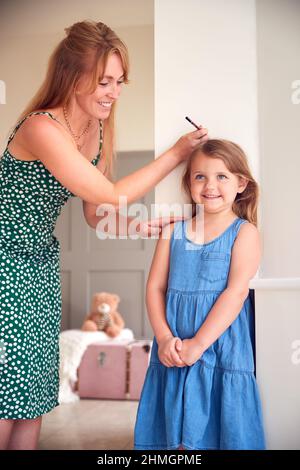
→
(18, 108, 73, 149)
(6, 108, 69, 160)
(21, 108, 65, 132)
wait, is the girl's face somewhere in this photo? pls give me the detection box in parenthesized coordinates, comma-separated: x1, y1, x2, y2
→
(189, 152, 247, 215)
(75, 52, 125, 119)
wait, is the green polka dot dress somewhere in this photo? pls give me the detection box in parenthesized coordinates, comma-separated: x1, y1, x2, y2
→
(0, 111, 102, 419)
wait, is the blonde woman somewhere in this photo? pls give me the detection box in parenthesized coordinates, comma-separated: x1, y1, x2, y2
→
(0, 20, 208, 449)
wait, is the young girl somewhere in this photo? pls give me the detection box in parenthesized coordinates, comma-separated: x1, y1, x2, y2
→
(134, 139, 266, 450)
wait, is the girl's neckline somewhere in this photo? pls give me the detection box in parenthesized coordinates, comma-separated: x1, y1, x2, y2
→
(184, 217, 241, 247)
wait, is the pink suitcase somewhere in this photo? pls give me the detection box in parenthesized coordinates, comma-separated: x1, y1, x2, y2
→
(77, 339, 152, 400)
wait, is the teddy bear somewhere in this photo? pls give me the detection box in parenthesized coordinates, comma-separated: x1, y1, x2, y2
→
(81, 292, 125, 337)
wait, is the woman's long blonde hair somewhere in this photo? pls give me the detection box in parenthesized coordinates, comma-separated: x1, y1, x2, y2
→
(182, 139, 259, 226)
(16, 20, 130, 177)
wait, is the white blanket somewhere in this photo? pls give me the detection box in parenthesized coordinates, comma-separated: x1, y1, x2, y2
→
(59, 328, 134, 403)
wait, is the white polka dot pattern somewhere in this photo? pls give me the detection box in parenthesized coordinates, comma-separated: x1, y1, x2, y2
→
(0, 112, 102, 419)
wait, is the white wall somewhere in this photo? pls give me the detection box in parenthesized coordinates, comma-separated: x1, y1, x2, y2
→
(155, 0, 300, 450)
(256, 0, 300, 278)
(254, 285, 300, 450)
(254, 0, 300, 450)
(0, 0, 154, 152)
(155, 0, 259, 214)
(115, 25, 154, 151)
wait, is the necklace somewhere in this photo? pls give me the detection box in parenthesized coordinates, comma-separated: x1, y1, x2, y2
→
(63, 105, 92, 151)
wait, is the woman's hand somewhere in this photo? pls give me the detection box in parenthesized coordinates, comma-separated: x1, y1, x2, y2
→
(171, 127, 208, 162)
(157, 334, 186, 368)
(175, 337, 204, 366)
(134, 216, 187, 238)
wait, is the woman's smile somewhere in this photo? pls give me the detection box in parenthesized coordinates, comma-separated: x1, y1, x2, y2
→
(98, 101, 113, 109)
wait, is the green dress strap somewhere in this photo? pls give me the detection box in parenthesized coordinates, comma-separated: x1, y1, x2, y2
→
(7, 111, 62, 146)
(7, 111, 104, 165)
(98, 119, 103, 158)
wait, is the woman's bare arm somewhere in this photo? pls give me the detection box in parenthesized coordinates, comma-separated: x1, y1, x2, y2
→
(22, 115, 206, 207)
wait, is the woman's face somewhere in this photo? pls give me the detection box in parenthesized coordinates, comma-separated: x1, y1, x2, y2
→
(75, 52, 125, 119)
(189, 152, 247, 215)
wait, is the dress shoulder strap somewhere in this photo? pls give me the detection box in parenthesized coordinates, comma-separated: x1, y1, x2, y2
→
(7, 111, 63, 146)
(232, 217, 249, 240)
(170, 220, 185, 244)
(235, 217, 248, 230)
(98, 119, 103, 157)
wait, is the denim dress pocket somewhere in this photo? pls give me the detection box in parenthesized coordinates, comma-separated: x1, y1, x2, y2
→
(198, 251, 231, 284)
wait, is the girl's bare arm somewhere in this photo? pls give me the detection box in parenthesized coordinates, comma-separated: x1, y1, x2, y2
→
(193, 223, 261, 352)
(146, 224, 175, 343)
(146, 224, 185, 367)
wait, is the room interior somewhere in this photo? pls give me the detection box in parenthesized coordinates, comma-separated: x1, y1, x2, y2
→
(0, 0, 299, 450)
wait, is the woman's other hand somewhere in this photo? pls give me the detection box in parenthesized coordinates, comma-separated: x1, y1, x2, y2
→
(135, 216, 187, 238)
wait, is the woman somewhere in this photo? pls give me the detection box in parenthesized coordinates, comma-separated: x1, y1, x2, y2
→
(0, 20, 207, 450)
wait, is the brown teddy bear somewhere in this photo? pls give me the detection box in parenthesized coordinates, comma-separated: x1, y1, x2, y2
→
(81, 292, 125, 337)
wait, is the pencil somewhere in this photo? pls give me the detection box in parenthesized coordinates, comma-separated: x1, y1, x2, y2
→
(185, 116, 201, 130)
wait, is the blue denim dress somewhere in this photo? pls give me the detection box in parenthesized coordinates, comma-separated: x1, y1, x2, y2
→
(134, 218, 266, 450)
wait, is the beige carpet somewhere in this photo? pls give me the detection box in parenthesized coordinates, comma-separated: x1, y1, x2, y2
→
(38, 399, 139, 450)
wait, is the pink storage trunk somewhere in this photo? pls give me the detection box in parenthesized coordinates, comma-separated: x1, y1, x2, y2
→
(77, 340, 152, 400)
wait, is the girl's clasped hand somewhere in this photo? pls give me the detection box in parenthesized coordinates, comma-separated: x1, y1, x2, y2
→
(158, 334, 204, 367)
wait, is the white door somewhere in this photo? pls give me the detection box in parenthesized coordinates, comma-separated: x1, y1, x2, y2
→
(55, 150, 156, 339)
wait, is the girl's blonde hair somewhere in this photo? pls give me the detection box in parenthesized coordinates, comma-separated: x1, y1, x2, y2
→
(16, 20, 130, 177)
(182, 139, 259, 226)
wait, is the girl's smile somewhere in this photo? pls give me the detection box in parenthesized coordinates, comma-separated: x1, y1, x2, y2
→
(190, 153, 247, 214)
(201, 194, 221, 199)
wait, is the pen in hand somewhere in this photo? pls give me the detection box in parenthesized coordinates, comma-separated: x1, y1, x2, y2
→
(185, 116, 202, 130)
